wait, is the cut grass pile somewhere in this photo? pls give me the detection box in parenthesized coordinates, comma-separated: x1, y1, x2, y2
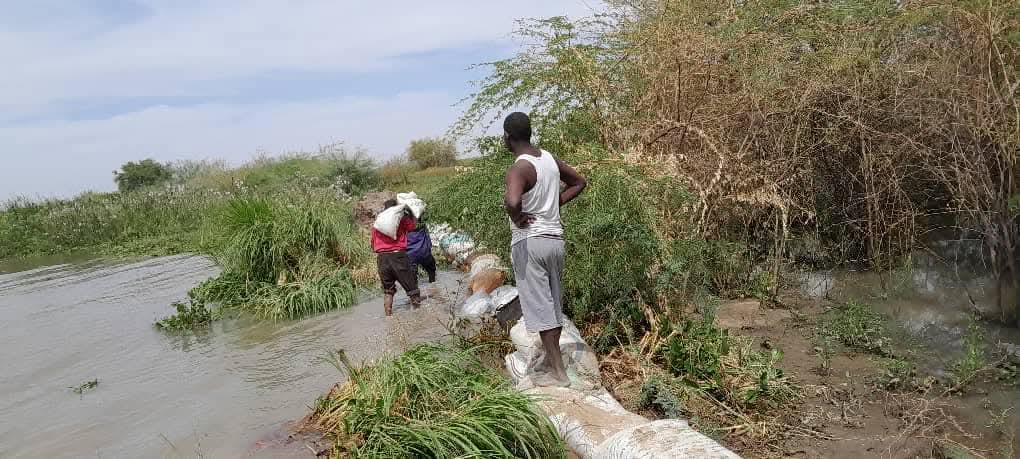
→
(311, 343, 565, 458)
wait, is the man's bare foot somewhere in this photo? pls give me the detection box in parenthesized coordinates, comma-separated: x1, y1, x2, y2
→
(531, 371, 570, 388)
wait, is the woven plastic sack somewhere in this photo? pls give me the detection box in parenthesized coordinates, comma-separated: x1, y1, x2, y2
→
(526, 386, 647, 459)
(593, 419, 742, 459)
(507, 319, 600, 387)
(430, 223, 452, 241)
(510, 319, 584, 352)
(470, 268, 505, 294)
(397, 192, 426, 219)
(469, 254, 503, 278)
(460, 291, 495, 317)
(490, 285, 519, 307)
(505, 351, 528, 383)
(372, 204, 407, 239)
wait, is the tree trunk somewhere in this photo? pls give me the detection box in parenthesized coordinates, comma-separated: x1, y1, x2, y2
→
(998, 260, 1019, 326)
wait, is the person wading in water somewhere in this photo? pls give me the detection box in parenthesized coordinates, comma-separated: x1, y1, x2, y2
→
(502, 112, 587, 387)
(371, 199, 422, 316)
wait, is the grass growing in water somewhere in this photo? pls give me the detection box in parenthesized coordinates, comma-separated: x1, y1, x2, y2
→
(188, 195, 370, 320)
(155, 299, 222, 330)
(311, 344, 565, 458)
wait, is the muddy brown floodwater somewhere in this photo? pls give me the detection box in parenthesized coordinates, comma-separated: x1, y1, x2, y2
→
(0, 254, 465, 458)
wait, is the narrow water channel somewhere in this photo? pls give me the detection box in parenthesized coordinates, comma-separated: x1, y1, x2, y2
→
(0, 254, 465, 458)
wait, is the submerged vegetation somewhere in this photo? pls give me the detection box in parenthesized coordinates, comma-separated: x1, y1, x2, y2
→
(154, 298, 222, 330)
(69, 379, 99, 396)
(821, 300, 893, 356)
(310, 344, 565, 458)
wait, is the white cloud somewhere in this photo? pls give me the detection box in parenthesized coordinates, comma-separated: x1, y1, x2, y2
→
(0, 91, 464, 199)
(0, 0, 602, 199)
(1, 0, 599, 112)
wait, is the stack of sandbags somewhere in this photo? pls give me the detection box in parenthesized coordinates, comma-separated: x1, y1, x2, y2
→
(506, 318, 742, 459)
(435, 231, 476, 267)
(457, 282, 519, 319)
(528, 387, 740, 459)
(435, 223, 741, 458)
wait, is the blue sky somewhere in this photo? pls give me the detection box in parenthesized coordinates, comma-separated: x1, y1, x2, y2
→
(0, 0, 598, 199)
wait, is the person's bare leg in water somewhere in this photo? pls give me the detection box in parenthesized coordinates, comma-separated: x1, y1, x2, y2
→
(383, 293, 394, 316)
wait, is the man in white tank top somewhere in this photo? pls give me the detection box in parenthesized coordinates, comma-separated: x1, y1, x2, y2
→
(503, 112, 587, 387)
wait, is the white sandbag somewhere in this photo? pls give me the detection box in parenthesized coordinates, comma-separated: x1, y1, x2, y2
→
(372, 204, 407, 239)
(510, 319, 585, 353)
(397, 192, 426, 219)
(446, 241, 476, 265)
(470, 254, 504, 279)
(490, 285, 519, 308)
(430, 223, 452, 240)
(526, 386, 649, 459)
(508, 319, 600, 388)
(505, 351, 529, 384)
(593, 419, 742, 459)
(459, 291, 495, 317)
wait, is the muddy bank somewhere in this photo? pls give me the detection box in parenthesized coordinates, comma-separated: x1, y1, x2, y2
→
(352, 191, 396, 227)
(681, 296, 1018, 458)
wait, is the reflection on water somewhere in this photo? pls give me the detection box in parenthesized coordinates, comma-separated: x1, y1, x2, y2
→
(0, 255, 465, 458)
(791, 241, 1020, 372)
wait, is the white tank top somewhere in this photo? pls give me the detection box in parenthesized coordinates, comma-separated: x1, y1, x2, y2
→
(510, 149, 563, 246)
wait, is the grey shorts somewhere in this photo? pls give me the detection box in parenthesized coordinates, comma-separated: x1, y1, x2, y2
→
(511, 236, 565, 333)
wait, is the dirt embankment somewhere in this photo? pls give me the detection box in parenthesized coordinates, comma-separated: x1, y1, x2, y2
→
(353, 191, 396, 228)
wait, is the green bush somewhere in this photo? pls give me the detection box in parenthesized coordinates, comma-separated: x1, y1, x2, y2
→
(114, 159, 172, 192)
(406, 137, 458, 169)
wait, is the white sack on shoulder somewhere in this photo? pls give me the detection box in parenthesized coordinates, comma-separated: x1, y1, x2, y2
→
(397, 192, 426, 219)
(372, 204, 407, 239)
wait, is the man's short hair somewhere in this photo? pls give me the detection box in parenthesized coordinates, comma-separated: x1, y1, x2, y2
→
(503, 112, 532, 142)
(383, 199, 398, 209)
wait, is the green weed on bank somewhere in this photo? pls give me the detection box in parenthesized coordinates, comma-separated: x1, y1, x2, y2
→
(311, 344, 565, 458)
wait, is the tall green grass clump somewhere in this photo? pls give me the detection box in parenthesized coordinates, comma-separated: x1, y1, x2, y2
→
(312, 343, 565, 458)
(189, 195, 370, 320)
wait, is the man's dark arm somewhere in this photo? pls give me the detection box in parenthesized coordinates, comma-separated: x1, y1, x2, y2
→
(557, 159, 587, 206)
(504, 163, 533, 228)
